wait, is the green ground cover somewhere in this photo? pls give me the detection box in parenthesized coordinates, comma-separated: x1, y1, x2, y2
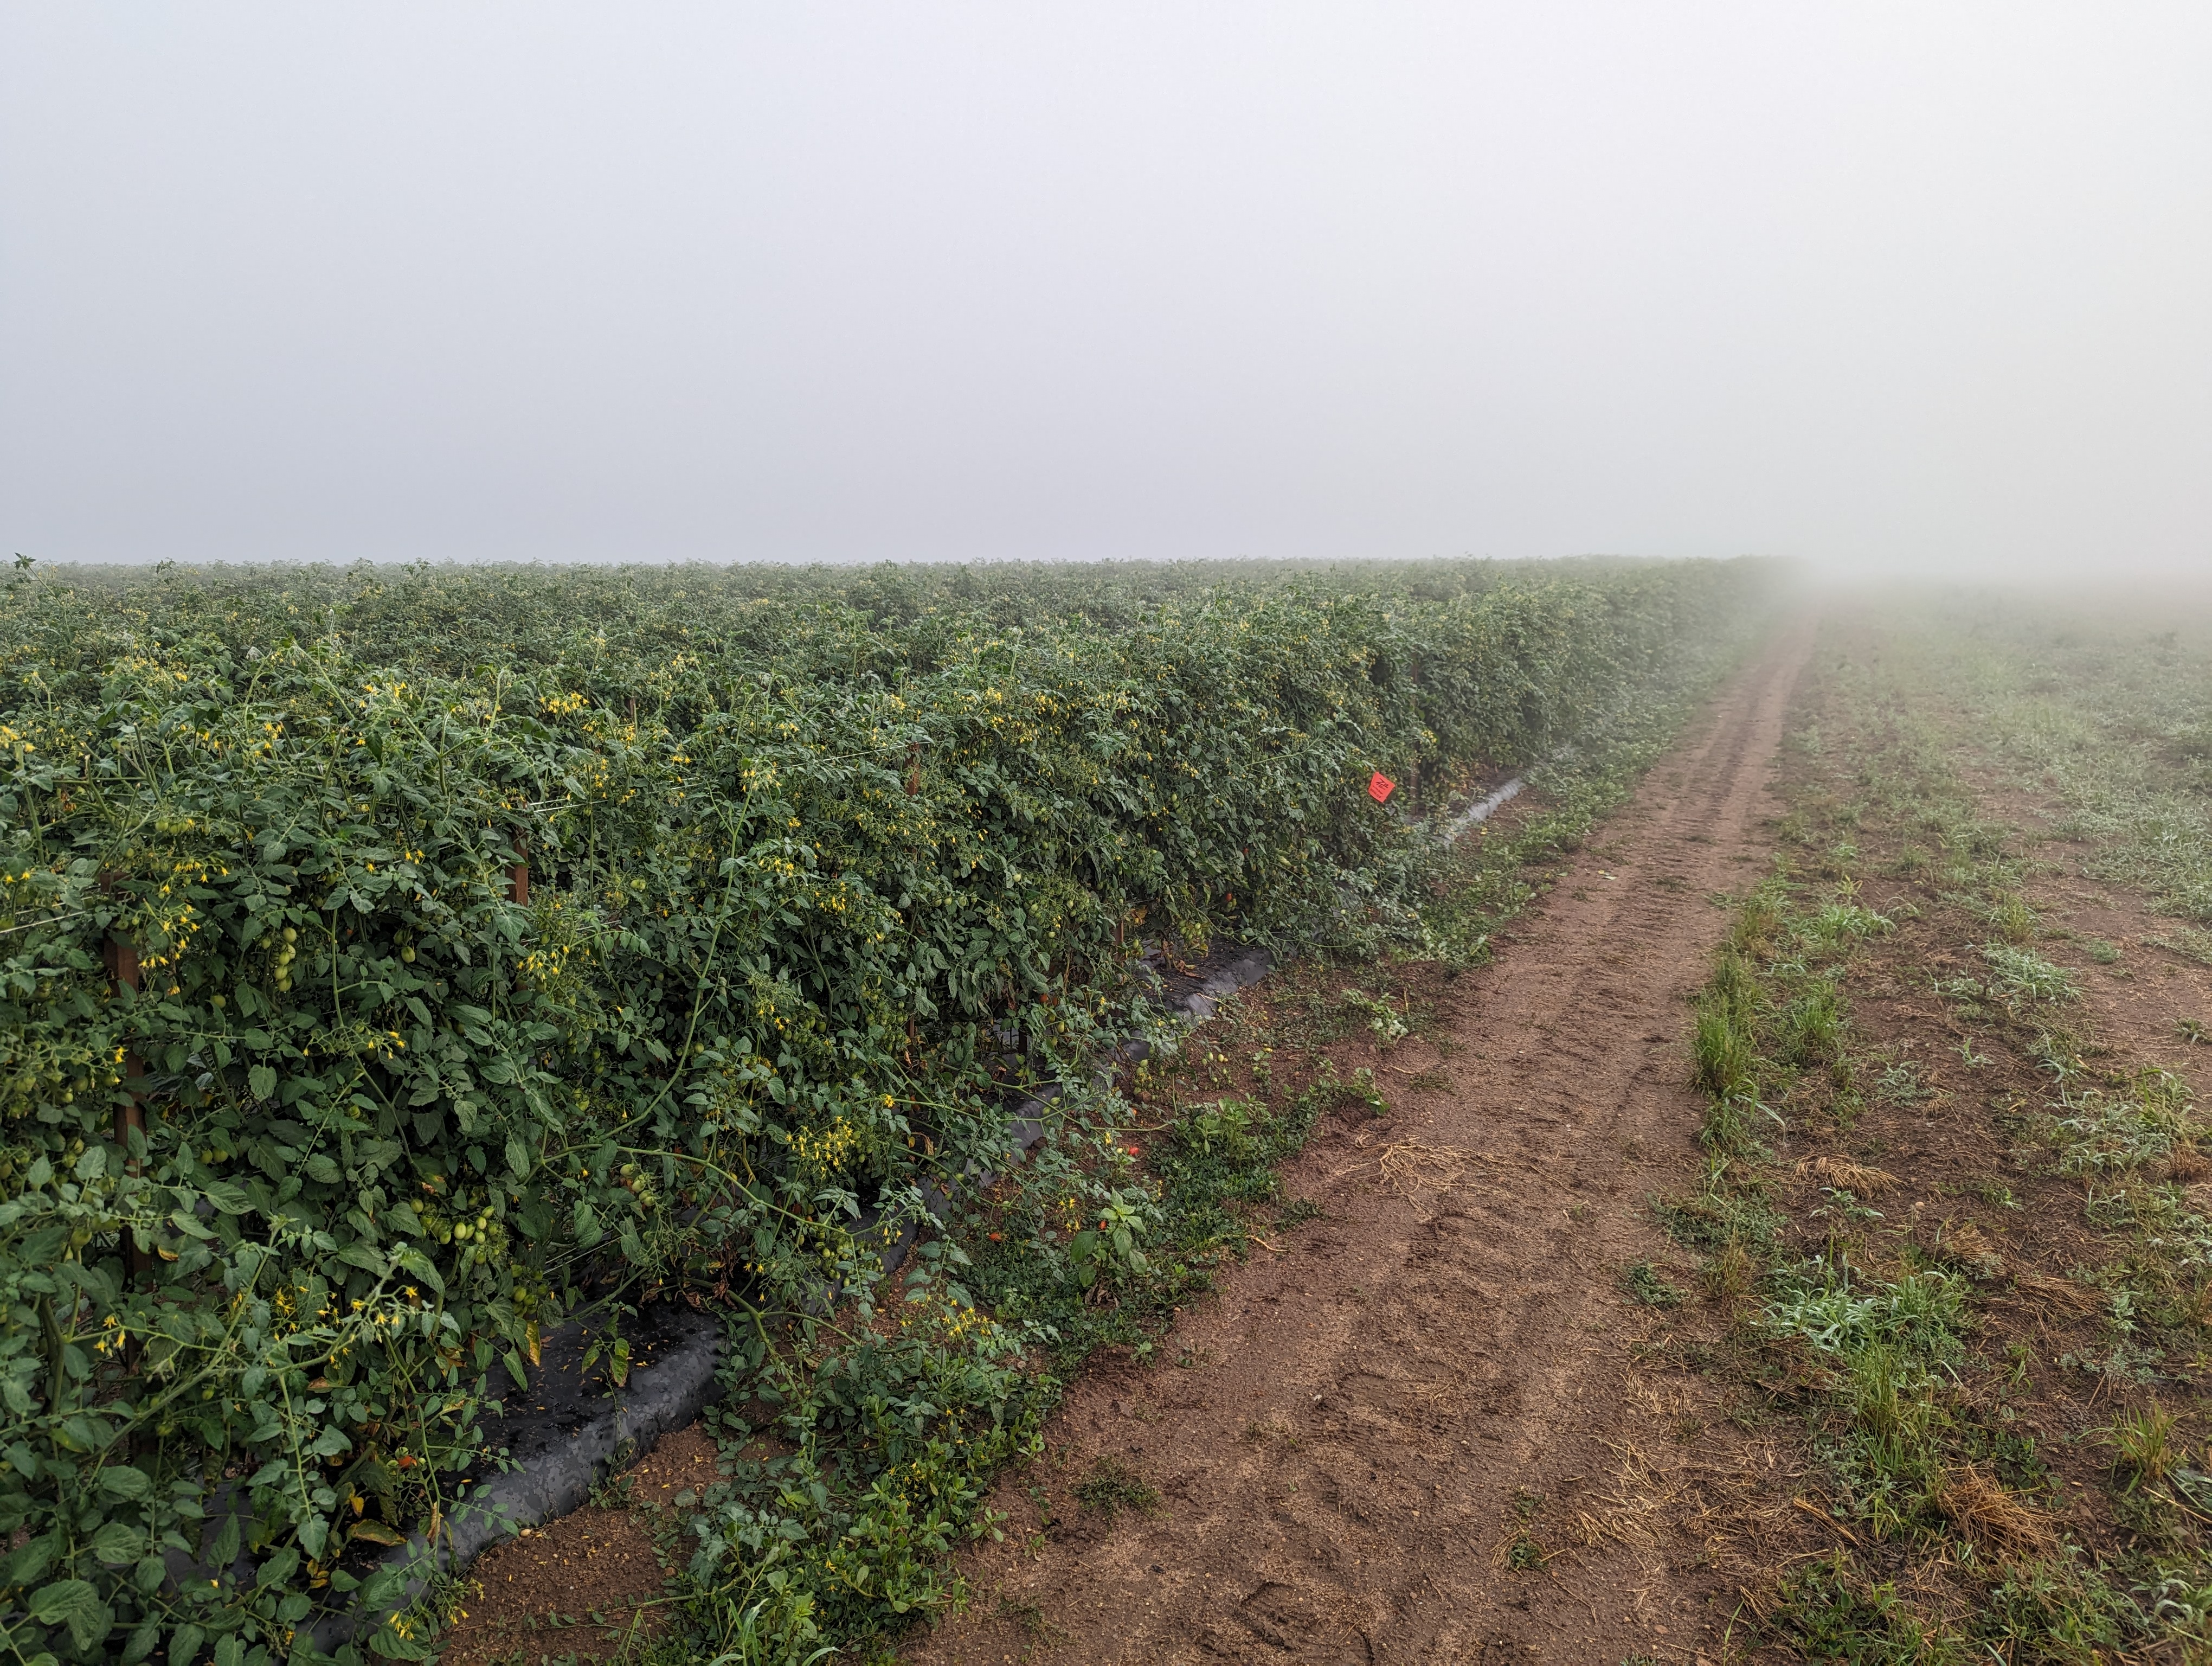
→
(1667, 595, 2212, 1661)
(0, 556, 1777, 1664)
(1860, 588, 2212, 941)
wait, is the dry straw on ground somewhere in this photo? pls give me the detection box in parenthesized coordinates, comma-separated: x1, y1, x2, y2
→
(1795, 1155, 1900, 1194)
(1933, 1466, 2057, 1560)
(1377, 1140, 1470, 1195)
(2012, 1269, 2104, 1314)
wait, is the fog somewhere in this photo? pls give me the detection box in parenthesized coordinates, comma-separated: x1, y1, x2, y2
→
(3, 4, 2208, 575)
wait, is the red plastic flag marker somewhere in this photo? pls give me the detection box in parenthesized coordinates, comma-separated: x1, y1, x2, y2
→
(1368, 772, 1396, 803)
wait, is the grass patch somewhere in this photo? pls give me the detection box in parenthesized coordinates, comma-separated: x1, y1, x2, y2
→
(1693, 951, 1761, 1100)
(1622, 1259, 1687, 1309)
(1690, 608, 2212, 1658)
(1072, 1457, 1161, 1523)
(1979, 943, 2081, 1008)
(1652, 1189, 1783, 1252)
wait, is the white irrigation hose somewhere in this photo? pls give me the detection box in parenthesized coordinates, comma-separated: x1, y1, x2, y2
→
(1444, 774, 1527, 841)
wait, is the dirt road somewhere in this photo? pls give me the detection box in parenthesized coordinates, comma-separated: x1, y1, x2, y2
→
(907, 624, 1819, 1666)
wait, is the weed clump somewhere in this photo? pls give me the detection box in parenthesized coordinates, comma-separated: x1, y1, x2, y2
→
(1781, 980, 1848, 1067)
(2103, 1403, 2179, 1494)
(1694, 950, 1760, 1100)
(1980, 943, 2080, 1008)
(1621, 1259, 1687, 1309)
(1654, 1190, 1783, 1252)
(1073, 1457, 1161, 1523)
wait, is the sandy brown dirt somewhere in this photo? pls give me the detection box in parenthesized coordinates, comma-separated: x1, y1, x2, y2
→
(904, 625, 1821, 1666)
(434, 1423, 722, 1665)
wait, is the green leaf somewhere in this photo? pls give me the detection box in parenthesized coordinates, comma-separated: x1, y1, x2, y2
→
(90, 1520, 141, 1564)
(304, 1154, 342, 1184)
(27, 1580, 112, 1651)
(247, 1063, 277, 1099)
(368, 1619, 437, 1661)
(393, 1245, 445, 1295)
(208, 1511, 241, 1570)
(2, 1529, 56, 1585)
(505, 1133, 531, 1177)
(57, 1414, 103, 1451)
(168, 1624, 205, 1666)
(359, 1562, 409, 1609)
(337, 1242, 388, 1276)
(97, 1463, 151, 1498)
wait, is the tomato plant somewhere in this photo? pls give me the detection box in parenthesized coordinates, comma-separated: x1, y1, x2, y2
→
(0, 555, 1773, 1662)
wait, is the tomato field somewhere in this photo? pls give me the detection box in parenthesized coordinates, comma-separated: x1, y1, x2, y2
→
(0, 556, 1777, 1664)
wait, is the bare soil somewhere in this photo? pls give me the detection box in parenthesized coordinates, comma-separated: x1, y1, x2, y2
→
(902, 625, 1824, 1665)
(434, 1423, 722, 1665)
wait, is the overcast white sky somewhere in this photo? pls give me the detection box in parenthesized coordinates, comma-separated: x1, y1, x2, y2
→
(3, 5, 2208, 573)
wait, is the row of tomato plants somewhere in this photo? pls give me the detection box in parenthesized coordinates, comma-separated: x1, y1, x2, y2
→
(0, 559, 1772, 1663)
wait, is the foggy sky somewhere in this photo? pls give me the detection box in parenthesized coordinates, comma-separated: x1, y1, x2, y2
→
(4, 4, 2209, 574)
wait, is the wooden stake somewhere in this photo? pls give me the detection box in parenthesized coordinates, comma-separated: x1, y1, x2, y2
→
(105, 934, 150, 1280)
(104, 937, 147, 1152)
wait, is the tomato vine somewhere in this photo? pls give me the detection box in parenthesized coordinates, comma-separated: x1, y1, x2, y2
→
(0, 556, 1775, 1663)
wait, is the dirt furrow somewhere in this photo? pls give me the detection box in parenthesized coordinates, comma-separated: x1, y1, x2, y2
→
(908, 623, 1816, 1666)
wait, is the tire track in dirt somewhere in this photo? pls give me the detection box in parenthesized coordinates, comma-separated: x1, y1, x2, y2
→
(908, 624, 1816, 1666)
